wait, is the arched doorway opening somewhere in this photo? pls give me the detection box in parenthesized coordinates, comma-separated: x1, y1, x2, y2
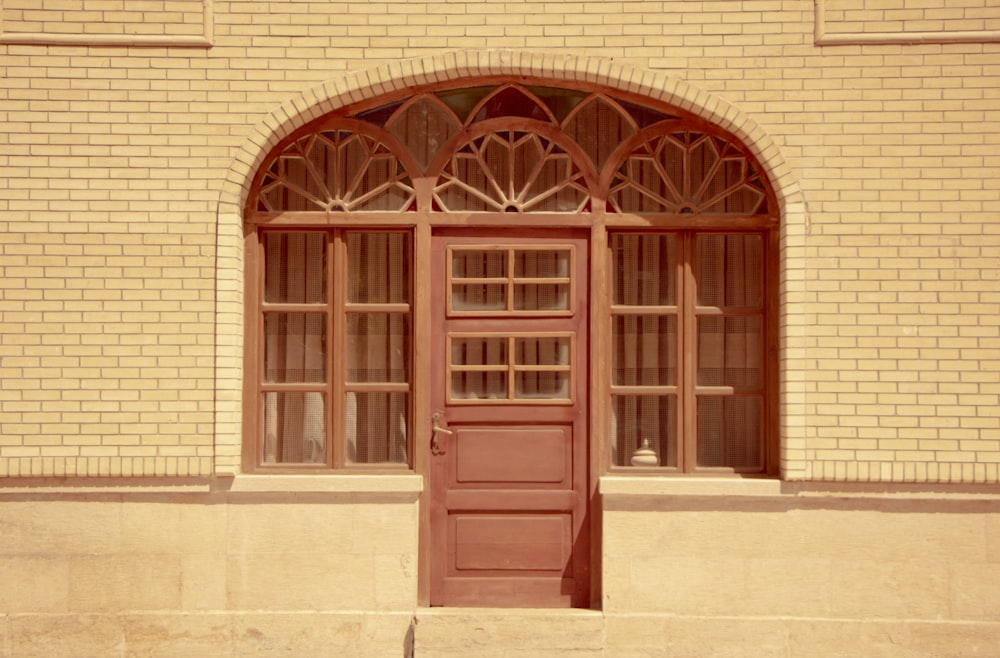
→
(239, 79, 779, 607)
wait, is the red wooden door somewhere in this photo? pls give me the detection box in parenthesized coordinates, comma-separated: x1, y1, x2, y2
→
(429, 228, 590, 607)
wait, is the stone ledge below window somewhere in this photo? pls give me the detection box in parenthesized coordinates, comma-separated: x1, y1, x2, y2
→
(599, 476, 1000, 513)
(600, 476, 783, 498)
(225, 474, 424, 498)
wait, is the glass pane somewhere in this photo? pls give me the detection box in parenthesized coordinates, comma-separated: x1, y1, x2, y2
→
(263, 232, 327, 304)
(513, 283, 569, 311)
(346, 313, 409, 383)
(696, 233, 762, 308)
(697, 316, 762, 388)
(472, 87, 548, 122)
(610, 395, 677, 467)
(346, 392, 408, 465)
(611, 234, 677, 306)
(452, 283, 506, 311)
(688, 134, 719, 195)
(263, 313, 326, 383)
(452, 249, 506, 278)
(562, 96, 635, 171)
(515, 372, 569, 399)
(387, 96, 462, 171)
(451, 371, 507, 400)
(514, 249, 569, 278)
(697, 396, 762, 469)
(262, 391, 326, 464)
(612, 315, 677, 386)
(452, 337, 508, 366)
(347, 232, 411, 304)
(515, 337, 570, 366)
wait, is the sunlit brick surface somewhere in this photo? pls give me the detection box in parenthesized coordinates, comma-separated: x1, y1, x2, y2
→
(0, 0, 998, 482)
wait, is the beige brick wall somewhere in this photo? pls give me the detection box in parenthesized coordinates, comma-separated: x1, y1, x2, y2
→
(0, 0, 997, 482)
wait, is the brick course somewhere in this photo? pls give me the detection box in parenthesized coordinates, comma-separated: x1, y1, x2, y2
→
(0, 0, 997, 482)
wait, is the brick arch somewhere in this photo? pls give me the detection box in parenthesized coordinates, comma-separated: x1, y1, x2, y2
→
(214, 50, 809, 478)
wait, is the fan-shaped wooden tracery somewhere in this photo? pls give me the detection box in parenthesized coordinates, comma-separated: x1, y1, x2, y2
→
(247, 83, 776, 218)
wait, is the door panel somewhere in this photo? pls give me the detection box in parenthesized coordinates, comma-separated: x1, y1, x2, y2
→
(455, 427, 569, 484)
(430, 229, 590, 608)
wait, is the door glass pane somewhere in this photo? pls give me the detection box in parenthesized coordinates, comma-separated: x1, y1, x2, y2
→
(515, 372, 569, 399)
(611, 315, 677, 386)
(262, 391, 326, 464)
(263, 232, 327, 304)
(696, 233, 762, 308)
(514, 249, 569, 277)
(610, 395, 677, 467)
(697, 396, 762, 469)
(697, 316, 762, 388)
(346, 313, 410, 383)
(263, 313, 326, 383)
(346, 392, 408, 464)
(611, 233, 676, 306)
(452, 283, 507, 311)
(451, 371, 508, 400)
(452, 337, 508, 366)
(513, 248, 571, 311)
(513, 283, 569, 310)
(514, 337, 570, 366)
(347, 232, 411, 304)
(452, 249, 506, 278)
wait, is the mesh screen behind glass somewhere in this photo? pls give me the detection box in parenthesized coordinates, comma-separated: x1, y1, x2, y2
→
(696, 396, 761, 469)
(263, 391, 326, 464)
(346, 392, 408, 464)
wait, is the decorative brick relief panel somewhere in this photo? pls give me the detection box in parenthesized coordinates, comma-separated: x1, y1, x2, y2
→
(0, 0, 212, 47)
(816, 0, 1000, 45)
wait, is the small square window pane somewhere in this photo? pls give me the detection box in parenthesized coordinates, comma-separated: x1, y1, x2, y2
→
(611, 234, 676, 306)
(263, 313, 326, 383)
(610, 395, 677, 467)
(697, 396, 762, 469)
(262, 391, 326, 464)
(612, 315, 677, 386)
(347, 232, 411, 304)
(263, 232, 327, 304)
(696, 234, 762, 308)
(346, 313, 410, 383)
(697, 316, 762, 388)
(346, 392, 408, 465)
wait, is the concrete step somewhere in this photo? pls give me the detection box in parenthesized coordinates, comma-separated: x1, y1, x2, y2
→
(412, 607, 606, 658)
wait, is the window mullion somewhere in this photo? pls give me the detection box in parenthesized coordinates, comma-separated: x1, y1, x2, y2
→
(680, 232, 697, 473)
(330, 229, 344, 469)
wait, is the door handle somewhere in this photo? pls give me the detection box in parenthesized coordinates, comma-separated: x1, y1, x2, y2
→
(431, 412, 453, 455)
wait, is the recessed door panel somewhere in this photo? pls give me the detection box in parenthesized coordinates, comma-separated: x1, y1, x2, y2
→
(454, 428, 568, 484)
(430, 229, 590, 608)
(452, 514, 571, 571)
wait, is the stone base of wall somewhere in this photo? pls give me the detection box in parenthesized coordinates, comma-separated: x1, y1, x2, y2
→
(4, 610, 998, 658)
(2, 480, 999, 657)
(1, 611, 414, 658)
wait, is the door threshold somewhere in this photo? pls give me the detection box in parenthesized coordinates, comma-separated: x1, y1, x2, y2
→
(416, 606, 603, 616)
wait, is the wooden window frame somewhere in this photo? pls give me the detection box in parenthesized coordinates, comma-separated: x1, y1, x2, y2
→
(606, 226, 779, 476)
(242, 226, 414, 473)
